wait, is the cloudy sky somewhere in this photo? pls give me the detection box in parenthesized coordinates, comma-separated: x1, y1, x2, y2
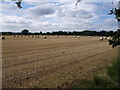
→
(0, 0, 119, 32)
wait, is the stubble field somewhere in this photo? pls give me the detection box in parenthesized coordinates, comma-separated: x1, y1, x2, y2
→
(2, 35, 118, 88)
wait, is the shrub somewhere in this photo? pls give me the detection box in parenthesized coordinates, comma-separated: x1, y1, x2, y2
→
(107, 58, 120, 84)
(93, 75, 113, 88)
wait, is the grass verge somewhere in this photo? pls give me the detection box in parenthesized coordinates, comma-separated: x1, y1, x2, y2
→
(72, 58, 120, 88)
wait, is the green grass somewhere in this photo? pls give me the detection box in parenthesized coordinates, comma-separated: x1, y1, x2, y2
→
(72, 58, 120, 88)
(107, 58, 120, 84)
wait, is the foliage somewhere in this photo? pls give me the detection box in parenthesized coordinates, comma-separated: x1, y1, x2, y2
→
(72, 58, 120, 88)
(108, 8, 120, 22)
(109, 30, 120, 48)
(107, 58, 120, 84)
(1, 30, 117, 36)
(21, 29, 29, 35)
(92, 75, 113, 88)
(108, 2, 120, 48)
(73, 76, 114, 88)
(1, 32, 13, 35)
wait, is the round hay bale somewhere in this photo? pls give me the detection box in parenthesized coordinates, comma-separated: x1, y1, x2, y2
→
(107, 37, 112, 40)
(103, 36, 107, 39)
(43, 36, 47, 39)
(73, 36, 76, 38)
(99, 37, 103, 41)
(1, 36, 5, 40)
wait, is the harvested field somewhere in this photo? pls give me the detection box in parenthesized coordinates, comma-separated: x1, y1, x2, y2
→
(2, 35, 118, 88)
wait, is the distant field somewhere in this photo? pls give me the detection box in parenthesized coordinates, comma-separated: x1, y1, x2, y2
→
(2, 35, 118, 88)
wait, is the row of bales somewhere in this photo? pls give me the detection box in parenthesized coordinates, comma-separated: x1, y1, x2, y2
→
(73, 35, 97, 38)
(1, 35, 80, 40)
(0, 35, 48, 40)
(99, 36, 112, 41)
(12, 35, 60, 38)
(1, 35, 113, 41)
(12, 35, 93, 39)
(12, 35, 99, 38)
(13, 35, 48, 39)
(73, 35, 113, 41)
(1, 35, 60, 40)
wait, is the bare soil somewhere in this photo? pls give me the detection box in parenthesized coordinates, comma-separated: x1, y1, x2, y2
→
(2, 35, 118, 88)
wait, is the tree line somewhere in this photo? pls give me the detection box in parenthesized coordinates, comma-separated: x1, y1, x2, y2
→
(1, 29, 118, 36)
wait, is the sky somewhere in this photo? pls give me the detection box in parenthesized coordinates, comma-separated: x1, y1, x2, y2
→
(0, 0, 119, 32)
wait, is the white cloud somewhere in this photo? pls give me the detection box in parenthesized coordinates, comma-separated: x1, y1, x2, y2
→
(57, 9, 93, 19)
(1, 1, 118, 32)
(26, 6, 55, 17)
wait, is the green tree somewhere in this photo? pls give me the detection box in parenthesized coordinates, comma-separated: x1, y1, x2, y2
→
(109, 30, 120, 48)
(21, 29, 29, 35)
(108, 1, 120, 48)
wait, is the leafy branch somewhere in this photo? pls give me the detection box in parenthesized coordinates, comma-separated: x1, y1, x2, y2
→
(108, 1, 120, 48)
(108, 8, 120, 22)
